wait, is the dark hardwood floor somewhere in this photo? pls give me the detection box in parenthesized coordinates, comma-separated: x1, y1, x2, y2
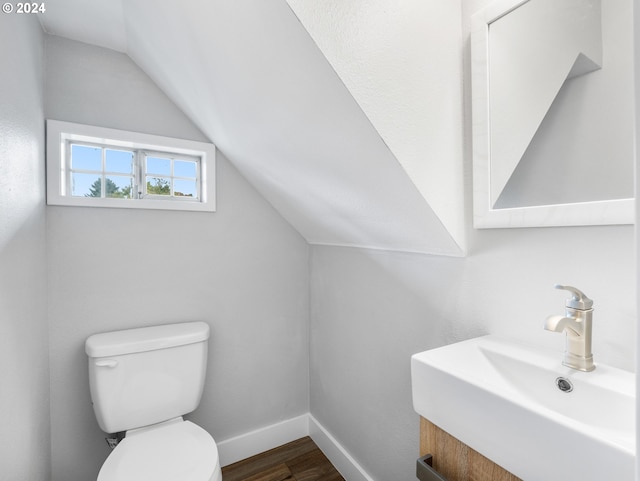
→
(222, 437, 345, 481)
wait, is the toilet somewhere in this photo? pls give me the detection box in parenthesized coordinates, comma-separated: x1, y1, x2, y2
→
(85, 321, 222, 481)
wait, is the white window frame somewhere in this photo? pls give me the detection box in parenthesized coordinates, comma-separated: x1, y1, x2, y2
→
(46, 120, 216, 212)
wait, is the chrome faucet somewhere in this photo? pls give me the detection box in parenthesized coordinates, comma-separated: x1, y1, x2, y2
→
(544, 284, 595, 372)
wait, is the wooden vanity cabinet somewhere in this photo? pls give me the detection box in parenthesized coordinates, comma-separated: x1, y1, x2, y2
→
(419, 417, 522, 481)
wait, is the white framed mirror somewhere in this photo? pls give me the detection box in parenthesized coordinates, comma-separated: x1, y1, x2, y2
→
(471, 0, 634, 228)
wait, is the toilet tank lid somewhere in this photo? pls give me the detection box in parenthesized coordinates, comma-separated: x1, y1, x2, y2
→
(86, 322, 210, 358)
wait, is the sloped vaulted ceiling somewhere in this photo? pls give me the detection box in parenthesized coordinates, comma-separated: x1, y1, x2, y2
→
(39, 0, 465, 256)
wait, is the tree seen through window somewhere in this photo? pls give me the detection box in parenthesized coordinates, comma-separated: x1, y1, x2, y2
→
(86, 178, 132, 198)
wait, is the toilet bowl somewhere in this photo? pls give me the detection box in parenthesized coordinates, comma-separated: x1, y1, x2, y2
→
(86, 322, 222, 481)
(97, 419, 221, 481)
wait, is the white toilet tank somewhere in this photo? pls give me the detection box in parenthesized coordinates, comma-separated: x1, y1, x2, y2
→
(85, 322, 210, 434)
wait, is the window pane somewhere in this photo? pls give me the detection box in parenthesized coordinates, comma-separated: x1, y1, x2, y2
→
(174, 179, 197, 198)
(146, 157, 171, 176)
(106, 149, 134, 174)
(146, 177, 171, 196)
(174, 160, 197, 178)
(105, 175, 134, 199)
(72, 173, 102, 197)
(71, 144, 101, 171)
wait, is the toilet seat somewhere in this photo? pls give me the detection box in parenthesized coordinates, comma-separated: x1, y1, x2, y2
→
(97, 420, 221, 481)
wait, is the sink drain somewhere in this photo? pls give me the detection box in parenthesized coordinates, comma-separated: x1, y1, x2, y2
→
(556, 377, 573, 393)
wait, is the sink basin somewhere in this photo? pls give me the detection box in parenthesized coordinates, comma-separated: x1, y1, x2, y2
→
(411, 335, 635, 481)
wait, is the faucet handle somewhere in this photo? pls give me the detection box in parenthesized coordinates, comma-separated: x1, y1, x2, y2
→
(554, 284, 593, 310)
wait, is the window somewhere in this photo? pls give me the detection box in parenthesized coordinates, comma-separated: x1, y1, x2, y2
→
(46, 120, 215, 212)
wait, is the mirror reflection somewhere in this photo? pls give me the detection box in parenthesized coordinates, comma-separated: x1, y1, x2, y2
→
(472, 0, 634, 227)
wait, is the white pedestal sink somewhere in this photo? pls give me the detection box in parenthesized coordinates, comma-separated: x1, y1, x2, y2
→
(411, 335, 635, 481)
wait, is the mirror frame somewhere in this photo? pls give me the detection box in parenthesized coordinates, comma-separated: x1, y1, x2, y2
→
(471, 0, 634, 229)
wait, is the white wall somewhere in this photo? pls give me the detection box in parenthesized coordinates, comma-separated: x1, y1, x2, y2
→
(285, 0, 466, 250)
(114, 0, 463, 256)
(308, 1, 637, 479)
(44, 36, 310, 481)
(0, 14, 50, 481)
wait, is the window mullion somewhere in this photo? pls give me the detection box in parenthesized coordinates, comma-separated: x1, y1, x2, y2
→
(135, 151, 143, 200)
(170, 158, 175, 196)
(101, 147, 106, 198)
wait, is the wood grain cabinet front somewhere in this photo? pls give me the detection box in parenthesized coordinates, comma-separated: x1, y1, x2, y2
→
(419, 417, 522, 481)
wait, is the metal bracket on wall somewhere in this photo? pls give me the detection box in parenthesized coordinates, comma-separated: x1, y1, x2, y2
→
(417, 454, 449, 481)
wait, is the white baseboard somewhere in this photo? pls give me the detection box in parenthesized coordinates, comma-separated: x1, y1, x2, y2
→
(216, 413, 375, 481)
(217, 414, 309, 467)
(308, 414, 376, 481)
